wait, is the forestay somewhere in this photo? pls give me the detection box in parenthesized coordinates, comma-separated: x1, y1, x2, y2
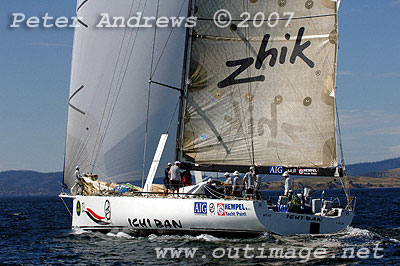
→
(182, 0, 339, 169)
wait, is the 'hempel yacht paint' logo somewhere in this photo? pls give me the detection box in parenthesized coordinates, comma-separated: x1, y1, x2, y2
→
(217, 203, 225, 216)
(194, 202, 207, 215)
(217, 203, 248, 217)
(218, 27, 314, 89)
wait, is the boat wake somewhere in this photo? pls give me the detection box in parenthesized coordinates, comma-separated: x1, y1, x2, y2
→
(106, 232, 135, 239)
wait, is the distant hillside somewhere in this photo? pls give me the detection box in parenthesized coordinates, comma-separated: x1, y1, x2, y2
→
(1, 157, 400, 196)
(264, 176, 400, 190)
(366, 168, 400, 178)
(0, 171, 62, 196)
(346, 157, 400, 177)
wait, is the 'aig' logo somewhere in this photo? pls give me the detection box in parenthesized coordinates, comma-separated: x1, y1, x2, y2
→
(194, 202, 207, 215)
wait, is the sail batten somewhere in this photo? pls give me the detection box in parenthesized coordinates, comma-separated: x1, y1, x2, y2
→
(181, 0, 339, 169)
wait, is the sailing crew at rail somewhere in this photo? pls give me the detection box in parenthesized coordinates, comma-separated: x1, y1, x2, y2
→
(163, 163, 171, 196)
(169, 161, 181, 196)
(232, 171, 242, 197)
(182, 169, 192, 187)
(283, 171, 293, 196)
(72, 166, 83, 195)
(223, 172, 232, 195)
(243, 167, 255, 200)
(254, 168, 262, 200)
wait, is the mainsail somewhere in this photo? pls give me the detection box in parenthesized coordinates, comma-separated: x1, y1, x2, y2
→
(64, 0, 189, 188)
(181, 0, 339, 170)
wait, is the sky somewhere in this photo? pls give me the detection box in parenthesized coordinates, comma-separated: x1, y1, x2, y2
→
(0, 0, 399, 173)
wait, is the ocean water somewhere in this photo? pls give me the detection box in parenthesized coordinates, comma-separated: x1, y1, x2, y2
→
(0, 188, 399, 265)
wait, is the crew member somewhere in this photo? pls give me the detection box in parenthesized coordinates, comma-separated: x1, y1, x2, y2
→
(223, 172, 232, 195)
(72, 166, 83, 195)
(283, 171, 293, 196)
(243, 167, 255, 199)
(254, 168, 262, 200)
(169, 161, 181, 196)
(232, 171, 242, 197)
(182, 169, 192, 187)
(163, 163, 172, 196)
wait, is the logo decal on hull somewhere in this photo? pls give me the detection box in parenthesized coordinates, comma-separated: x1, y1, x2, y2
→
(217, 203, 225, 216)
(104, 200, 111, 221)
(76, 201, 81, 216)
(194, 202, 207, 215)
(209, 203, 215, 214)
(84, 200, 112, 225)
(217, 203, 248, 217)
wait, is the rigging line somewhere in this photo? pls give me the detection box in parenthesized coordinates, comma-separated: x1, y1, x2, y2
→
(150, 0, 187, 78)
(333, 3, 350, 203)
(167, 100, 180, 134)
(336, 99, 350, 198)
(149, 80, 183, 92)
(60, 197, 72, 217)
(245, 0, 255, 166)
(142, 0, 161, 188)
(89, 0, 140, 168)
(92, 0, 148, 169)
(89, 163, 115, 185)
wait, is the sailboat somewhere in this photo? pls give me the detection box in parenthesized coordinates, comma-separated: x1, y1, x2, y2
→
(60, 0, 355, 236)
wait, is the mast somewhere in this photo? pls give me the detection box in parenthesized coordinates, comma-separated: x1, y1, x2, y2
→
(175, 0, 194, 162)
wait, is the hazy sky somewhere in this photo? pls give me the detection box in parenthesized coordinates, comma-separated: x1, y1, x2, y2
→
(0, 0, 399, 172)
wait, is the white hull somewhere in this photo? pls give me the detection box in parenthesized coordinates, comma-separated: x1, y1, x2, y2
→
(65, 195, 354, 236)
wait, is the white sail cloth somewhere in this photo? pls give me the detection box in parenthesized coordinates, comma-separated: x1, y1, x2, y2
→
(64, 0, 189, 188)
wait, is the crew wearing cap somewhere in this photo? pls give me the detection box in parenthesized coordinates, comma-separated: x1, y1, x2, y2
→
(169, 161, 181, 196)
(283, 171, 293, 196)
(232, 171, 242, 197)
(254, 168, 262, 200)
(72, 166, 83, 195)
(223, 172, 232, 195)
(243, 166, 255, 199)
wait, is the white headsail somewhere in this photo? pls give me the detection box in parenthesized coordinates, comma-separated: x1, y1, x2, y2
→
(181, 0, 339, 168)
(64, 0, 189, 188)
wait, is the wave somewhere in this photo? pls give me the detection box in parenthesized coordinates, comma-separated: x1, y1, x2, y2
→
(71, 228, 90, 235)
(147, 233, 226, 242)
(106, 232, 135, 239)
(341, 227, 375, 239)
